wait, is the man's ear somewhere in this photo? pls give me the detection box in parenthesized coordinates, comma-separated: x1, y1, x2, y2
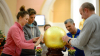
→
(84, 8, 88, 13)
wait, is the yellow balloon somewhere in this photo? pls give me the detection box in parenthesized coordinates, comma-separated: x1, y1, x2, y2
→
(44, 26, 66, 48)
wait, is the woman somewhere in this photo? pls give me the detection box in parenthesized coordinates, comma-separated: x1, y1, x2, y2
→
(20, 8, 41, 56)
(1, 6, 42, 56)
(41, 24, 51, 56)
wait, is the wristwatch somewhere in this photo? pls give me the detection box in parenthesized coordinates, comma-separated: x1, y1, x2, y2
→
(68, 39, 71, 43)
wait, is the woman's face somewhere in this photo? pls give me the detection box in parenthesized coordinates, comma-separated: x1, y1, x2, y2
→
(28, 14, 36, 24)
(20, 14, 29, 26)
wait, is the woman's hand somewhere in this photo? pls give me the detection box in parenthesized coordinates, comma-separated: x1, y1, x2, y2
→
(33, 37, 39, 42)
(34, 35, 43, 46)
(40, 35, 44, 43)
(33, 35, 43, 42)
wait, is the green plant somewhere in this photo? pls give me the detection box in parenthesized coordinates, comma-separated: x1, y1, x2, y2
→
(35, 47, 42, 53)
(68, 47, 76, 55)
(0, 30, 6, 47)
(0, 30, 4, 38)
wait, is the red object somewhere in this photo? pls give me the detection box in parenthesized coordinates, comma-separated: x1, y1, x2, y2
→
(37, 47, 41, 49)
(70, 47, 75, 50)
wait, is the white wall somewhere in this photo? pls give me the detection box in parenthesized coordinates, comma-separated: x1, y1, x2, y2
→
(0, 0, 14, 39)
(0, 12, 5, 33)
(0, 12, 9, 38)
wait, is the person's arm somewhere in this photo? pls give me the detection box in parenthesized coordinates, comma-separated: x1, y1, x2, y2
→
(62, 35, 84, 50)
(24, 37, 40, 43)
(69, 38, 84, 50)
(34, 36, 42, 46)
(25, 36, 42, 46)
(36, 26, 43, 44)
(11, 27, 35, 49)
(71, 21, 95, 47)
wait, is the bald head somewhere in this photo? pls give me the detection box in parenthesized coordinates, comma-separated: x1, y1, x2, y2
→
(81, 2, 95, 12)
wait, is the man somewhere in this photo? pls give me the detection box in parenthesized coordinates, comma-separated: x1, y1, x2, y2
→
(64, 19, 84, 56)
(62, 2, 100, 56)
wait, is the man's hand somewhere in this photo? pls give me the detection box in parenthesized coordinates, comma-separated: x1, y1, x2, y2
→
(62, 35, 69, 43)
(62, 35, 71, 45)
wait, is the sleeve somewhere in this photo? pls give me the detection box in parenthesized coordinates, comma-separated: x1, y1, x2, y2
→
(71, 38, 84, 50)
(11, 27, 34, 49)
(71, 20, 95, 48)
(24, 39, 33, 43)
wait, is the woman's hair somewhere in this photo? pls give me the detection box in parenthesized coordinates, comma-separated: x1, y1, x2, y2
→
(16, 5, 29, 20)
(44, 24, 51, 30)
(27, 8, 36, 16)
